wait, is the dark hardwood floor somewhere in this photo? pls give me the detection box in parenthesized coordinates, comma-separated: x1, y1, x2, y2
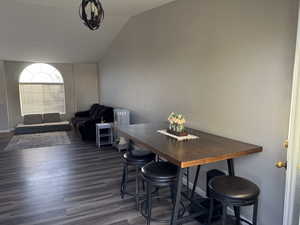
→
(0, 132, 13, 151)
(0, 132, 201, 225)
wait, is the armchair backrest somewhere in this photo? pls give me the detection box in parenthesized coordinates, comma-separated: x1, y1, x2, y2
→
(101, 107, 114, 123)
(94, 107, 106, 121)
(89, 104, 100, 117)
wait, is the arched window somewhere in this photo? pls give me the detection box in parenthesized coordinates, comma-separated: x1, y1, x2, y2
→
(19, 63, 66, 115)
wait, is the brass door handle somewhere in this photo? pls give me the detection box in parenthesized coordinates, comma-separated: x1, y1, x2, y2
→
(276, 161, 287, 169)
(283, 140, 288, 149)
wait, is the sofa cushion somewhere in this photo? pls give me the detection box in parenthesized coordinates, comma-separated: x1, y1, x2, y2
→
(15, 121, 71, 134)
(23, 114, 43, 125)
(43, 113, 61, 123)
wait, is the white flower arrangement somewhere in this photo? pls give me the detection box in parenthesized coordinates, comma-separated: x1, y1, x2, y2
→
(168, 112, 186, 134)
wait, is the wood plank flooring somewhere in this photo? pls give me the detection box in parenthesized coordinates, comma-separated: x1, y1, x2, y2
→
(0, 134, 202, 225)
(0, 132, 13, 151)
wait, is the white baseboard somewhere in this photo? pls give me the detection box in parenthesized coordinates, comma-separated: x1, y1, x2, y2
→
(0, 129, 13, 133)
(182, 177, 251, 224)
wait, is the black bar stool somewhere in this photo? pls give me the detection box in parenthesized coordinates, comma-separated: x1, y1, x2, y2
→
(140, 161, 185, 225)
(208, 176, 260, 225)
(120, 149, 155, 209)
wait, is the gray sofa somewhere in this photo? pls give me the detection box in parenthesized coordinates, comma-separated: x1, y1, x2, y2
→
(15, 113, 71, 135)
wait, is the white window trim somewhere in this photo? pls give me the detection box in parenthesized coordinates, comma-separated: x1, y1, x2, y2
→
(19, 63, 66, 116)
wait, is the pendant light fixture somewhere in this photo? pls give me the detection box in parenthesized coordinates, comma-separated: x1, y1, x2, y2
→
(79, 0, 104, 31)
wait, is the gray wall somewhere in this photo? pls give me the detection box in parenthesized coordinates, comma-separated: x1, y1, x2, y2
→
(3, 61, 99, 129)
(0, 61, 9, 131)
(74, 64, 99, 111)
(99, 0, 298, 224)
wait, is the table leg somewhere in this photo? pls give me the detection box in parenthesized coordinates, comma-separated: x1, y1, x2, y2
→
(227, 159, 241, 225)
(135, 166, 140, 211)
(190, 165, 201, 200)
(186, 168, 190, 197)
(227, 159, 235, 176)
(171, 167, 184, 225)
(128, 139, 134, 152)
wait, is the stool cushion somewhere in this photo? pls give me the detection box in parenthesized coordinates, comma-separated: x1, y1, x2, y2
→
(209, 176, 260, 200)
(141, 161, 178, 182)
(122, 150, 155, 165)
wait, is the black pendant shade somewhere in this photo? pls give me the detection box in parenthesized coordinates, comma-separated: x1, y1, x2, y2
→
(79, 0, 104, 31)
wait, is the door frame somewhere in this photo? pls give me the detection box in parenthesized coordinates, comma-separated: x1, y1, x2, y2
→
(283, 2, 300, 224)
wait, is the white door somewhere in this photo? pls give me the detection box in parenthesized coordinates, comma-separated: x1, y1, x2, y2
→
(282, 3, 300, 225)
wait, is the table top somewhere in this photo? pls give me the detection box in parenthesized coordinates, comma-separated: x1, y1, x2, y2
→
(118, 123, 262, 168)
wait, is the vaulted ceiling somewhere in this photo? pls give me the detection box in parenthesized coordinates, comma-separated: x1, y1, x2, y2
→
(0, 0, 175, 63)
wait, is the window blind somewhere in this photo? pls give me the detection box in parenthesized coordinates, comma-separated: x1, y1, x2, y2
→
(19, 84, 66, 115)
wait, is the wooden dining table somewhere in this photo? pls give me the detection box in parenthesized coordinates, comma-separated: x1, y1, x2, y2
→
(118, 123, 263, 225)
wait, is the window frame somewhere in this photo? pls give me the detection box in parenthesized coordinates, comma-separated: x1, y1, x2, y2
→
(19, 63, 66, 116)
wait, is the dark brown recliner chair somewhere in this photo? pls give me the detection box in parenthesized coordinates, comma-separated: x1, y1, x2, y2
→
(71, 104, 114, 141)
(71, 104, 99, 126)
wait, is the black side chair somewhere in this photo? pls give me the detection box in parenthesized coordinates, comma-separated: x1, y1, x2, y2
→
(120, 149, 155, 210)
(141, 161, 184, 225)
(208, 176, 260, 225)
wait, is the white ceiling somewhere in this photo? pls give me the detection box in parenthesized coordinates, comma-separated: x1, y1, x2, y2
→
(0, 0, 176, 63)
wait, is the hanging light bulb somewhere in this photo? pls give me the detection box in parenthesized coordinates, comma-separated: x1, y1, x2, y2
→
(79, 0, 104, 31)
